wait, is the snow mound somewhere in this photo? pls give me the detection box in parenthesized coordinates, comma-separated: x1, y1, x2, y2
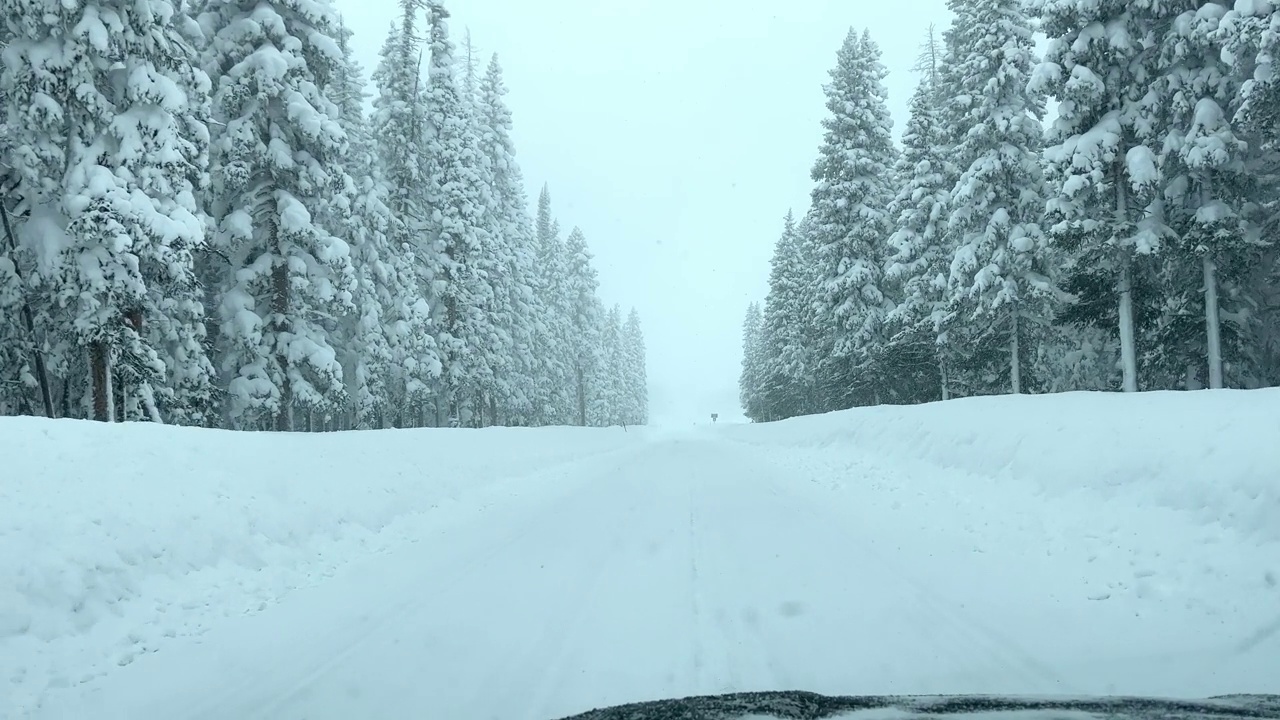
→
(718, 389, 1280, 543)
(711, 389, 1280, 692)
(0, 419, 636, 710)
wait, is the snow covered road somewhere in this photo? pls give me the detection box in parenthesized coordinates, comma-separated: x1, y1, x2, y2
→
(25, 412, 1280, 720)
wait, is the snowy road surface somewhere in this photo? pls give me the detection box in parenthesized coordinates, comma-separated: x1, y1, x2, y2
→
(28, 421, 1280, 720)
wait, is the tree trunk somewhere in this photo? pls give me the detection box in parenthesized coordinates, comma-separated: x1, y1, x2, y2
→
(115, 370, 124, 423)
(1185, 363, 1201, 391)
(1203, 252, 1223, 389)
(489, 394, 498, 427)
(121, 373, 132, 422)
(1115, 154, 1139, 393)
(0, 198, 55, 417)
(90, 340, 113, 422)
(271, 259, 293, 432)
(939, 351, 950, 401)
(141, 386, 163, 424)
(122, 308, 147, 422)
(1118, 255, 1138, 392)
(1009, 306, 1021, 395)
(20, 303, 55, 416)
(61, 375, 71, 419)
(575, 364, 587, 426)
(275, 388, 293, 431)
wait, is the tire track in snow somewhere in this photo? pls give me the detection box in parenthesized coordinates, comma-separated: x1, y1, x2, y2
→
(158, 445, 660, 720)
(501, 495, 648, 720)
(229, 497, 584, 720)
(512, 446, 714, 720)
(687, 477, 707, 688)
(698, 485, 790, 693)
(699, 436, 1071, 695)
(688, 475, 749, 694)
(685, 452, 795, 694)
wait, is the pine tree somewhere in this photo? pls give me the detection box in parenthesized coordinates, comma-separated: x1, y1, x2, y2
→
(884, 76, 955, 402)
(759, 211, 822, 419)
(1156, 3, 1264, 389)
(563, 226, 602, 426)
(588, 304, 626, 426)
(531, 185, 573, 425)
(3, 0, 216, 423)
(458, 28, 482, 104)
(203, 0, 357, 430)
(1223, 0, 1280, 389)
(1032, 0, 1181, 394)
(911, 23, 945, 99)
(460, 49, 514, 428)
(0, 4, 66, 418)
(942, 0, 1053, 396)
(327, 23, 398, 430)
(622, 307, 649, 425)
(370, 8, 443, 427)
(0, 168, 53, 417)
(739, 302, 765, 421)
(809, 29, 899, 406)
(422, 0, 500, 426)
(477, 54, 539, 424)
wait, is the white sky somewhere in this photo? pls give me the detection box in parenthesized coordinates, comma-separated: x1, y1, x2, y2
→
(333, 0, 953, 425)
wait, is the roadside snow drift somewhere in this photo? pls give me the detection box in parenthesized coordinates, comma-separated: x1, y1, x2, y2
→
(711, 389, 1280, 700)
(1, 420, 638, 712)
(5, 389, 1280, 719)
(716, 389, 1280, 542)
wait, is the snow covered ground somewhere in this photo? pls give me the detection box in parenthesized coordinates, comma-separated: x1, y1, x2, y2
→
(5, 390, 1279, 720)
(2, 421, 639, 715)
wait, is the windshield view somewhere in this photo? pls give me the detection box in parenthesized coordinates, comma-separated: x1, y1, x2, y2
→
(2, 0, 1279, 718)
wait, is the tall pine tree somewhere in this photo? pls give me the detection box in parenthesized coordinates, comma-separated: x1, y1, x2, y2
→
(423, 0, 499, 426)
(3, 0, 216, 423)
(370, 7, 443, 427)
(739, 302, 766, 421)
(1157, 3, 1262, 389)
(622, 307, 649, 425)
(884, 75, 955, 402)
(759, 211, 822, 418)
(203, 0, 357, 430)
(809, 29, 899, 407)
(942, 0, 1054, 396)
(563, 226, 602, 426)
(1033, 0, 1179, 394)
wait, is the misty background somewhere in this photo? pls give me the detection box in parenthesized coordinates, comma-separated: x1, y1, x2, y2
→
(334, 0, 952, 424)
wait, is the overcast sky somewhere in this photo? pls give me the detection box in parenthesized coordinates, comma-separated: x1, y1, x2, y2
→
(332, 0, 953, 425)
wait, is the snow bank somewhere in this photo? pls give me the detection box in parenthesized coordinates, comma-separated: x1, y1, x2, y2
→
(0, 419, 636, 711)
(712, 390, 1280, 689)
(717, 389, 1280, 543)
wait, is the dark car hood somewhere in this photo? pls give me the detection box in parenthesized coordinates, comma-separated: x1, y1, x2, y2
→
(554, 690, 1280, 720)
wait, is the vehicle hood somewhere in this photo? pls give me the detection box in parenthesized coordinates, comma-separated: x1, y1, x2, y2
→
(554, 690, 1280, 719)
